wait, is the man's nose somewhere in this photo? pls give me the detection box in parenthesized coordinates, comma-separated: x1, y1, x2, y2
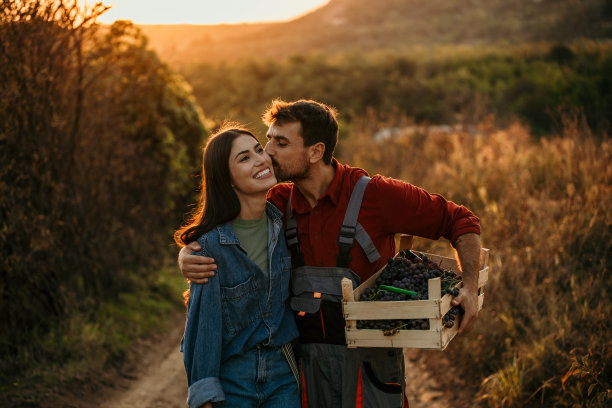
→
(264, 143, 275, 156)
(253, 152, 266, 165)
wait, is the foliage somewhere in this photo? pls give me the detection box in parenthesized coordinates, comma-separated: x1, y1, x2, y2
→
(180, 44, 612, 137)
(0, 0, 206, 384)
(3, 265, 188, 407)
(339, 112, 611, 406)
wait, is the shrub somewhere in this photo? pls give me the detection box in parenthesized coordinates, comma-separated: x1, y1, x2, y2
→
(0, 0, 207, 379)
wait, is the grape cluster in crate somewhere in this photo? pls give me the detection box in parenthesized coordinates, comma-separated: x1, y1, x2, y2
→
(356, 250, 465, 335)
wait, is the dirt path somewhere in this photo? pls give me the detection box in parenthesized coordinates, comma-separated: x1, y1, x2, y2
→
(96, 316, 474, 408)
(98, 313, 188, 408)
(404, 348, 475, 407)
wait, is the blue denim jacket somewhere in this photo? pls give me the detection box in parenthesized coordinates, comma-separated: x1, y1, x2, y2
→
(182, 202, 299, 408)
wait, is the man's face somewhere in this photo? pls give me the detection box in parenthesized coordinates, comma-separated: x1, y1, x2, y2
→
(265, 121, 310, 182)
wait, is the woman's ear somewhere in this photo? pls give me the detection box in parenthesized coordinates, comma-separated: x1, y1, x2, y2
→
(308, 142, 326, 164)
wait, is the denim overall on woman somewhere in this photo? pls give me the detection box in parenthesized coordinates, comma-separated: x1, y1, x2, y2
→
(182, 202, 299, 408)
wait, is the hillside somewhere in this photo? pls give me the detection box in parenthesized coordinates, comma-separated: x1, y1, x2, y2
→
(139, 0, 612, 65)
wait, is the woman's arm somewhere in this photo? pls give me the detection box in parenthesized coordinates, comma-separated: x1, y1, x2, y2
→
(182, 242, 225, 407)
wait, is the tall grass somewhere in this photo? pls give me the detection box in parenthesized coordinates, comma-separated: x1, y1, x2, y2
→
(339, 114, 611, 406)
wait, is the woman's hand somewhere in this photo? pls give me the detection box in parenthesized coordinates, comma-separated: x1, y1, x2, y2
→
(178, 241, 218, 284)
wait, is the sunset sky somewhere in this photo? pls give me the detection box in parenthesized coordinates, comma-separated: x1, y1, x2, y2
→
(88, 0, 330, 25)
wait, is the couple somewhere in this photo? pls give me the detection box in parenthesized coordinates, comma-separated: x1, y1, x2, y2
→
(175, 99, 482, 408)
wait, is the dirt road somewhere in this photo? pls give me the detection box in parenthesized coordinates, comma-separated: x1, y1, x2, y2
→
(98, 314, 473, 408)
(98, 312, 188, 408)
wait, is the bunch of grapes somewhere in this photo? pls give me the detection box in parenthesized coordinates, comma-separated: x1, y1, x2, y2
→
(442, 305, 463, 328)
(356, 318, 431, 335)
(356, 250, 465, 333)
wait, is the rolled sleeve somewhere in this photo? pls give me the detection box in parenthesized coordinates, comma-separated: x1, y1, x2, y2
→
(187, 377, 225, 408)
(373, 176, 480, 241)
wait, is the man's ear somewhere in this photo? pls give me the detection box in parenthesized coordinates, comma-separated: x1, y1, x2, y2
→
(308, 142, 326, 164)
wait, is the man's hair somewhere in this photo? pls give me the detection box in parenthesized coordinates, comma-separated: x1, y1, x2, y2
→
(262, 99, 338, 165)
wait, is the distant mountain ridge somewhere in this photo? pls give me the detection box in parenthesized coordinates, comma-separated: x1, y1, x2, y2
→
(139, 0, 612, 65)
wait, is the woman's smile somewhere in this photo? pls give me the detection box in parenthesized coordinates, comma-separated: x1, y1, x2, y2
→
(254, 167, 273, 179)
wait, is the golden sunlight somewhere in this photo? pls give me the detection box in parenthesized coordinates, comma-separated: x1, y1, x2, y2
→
(86, 0, 330, 25)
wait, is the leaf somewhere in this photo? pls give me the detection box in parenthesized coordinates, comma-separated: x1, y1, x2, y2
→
(561, 367, 580, 389)
(587, 383, 597, 396)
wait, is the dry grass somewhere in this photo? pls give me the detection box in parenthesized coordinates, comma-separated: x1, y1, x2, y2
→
(339, 113, 612, 407)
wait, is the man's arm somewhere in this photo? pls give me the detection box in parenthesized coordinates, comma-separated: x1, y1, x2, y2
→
(179, 241, 217, 284)
(450, 232, 481, 334)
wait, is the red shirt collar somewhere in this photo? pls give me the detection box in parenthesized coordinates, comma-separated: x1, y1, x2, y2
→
(290, 158, 345, 214)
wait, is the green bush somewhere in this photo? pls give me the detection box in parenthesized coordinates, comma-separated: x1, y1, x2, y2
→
(180, 45, 612, 136)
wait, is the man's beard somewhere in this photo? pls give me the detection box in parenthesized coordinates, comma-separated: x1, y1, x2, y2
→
(272, 157, 310, 182)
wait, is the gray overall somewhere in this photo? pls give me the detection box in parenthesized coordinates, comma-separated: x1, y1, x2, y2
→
(286, 176, 407, 408)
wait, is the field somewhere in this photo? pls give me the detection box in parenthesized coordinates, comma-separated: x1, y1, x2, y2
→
(340, 113, 611, 406)
(1, 1, 611, 406)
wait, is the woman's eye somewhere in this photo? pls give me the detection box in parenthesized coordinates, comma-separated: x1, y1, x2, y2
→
(256, 146, 264, 153)
(240, 155, 249, 162)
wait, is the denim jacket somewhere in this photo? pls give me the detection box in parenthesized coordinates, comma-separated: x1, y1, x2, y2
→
(182, 202, 298, 408)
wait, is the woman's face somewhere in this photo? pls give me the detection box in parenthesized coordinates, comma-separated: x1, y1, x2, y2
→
(228, 134, 277, 198)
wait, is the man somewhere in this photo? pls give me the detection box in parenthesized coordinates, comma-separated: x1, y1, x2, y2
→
(179, 99, 481, 408)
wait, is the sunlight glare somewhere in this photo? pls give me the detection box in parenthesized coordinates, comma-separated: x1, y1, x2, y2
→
(85, 0, 330, 25)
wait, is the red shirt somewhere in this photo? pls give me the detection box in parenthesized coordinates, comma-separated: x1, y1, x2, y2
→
(267, 159, 480, 282)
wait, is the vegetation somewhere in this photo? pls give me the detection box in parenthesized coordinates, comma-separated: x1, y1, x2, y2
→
(1, 0, 610, 406)
(0, 1, 204, 402)
(179, 44, 612, 136)
(140, 0, 612, 64)
(340, 112, 611, 406)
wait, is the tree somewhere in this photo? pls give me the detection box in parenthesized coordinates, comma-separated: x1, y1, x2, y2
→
(0, 0, 207, 375)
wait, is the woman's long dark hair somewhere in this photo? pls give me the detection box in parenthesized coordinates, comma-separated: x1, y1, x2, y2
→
(174, 126, 258, 247)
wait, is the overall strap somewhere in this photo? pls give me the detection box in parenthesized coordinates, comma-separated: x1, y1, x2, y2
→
(336, 176, 381, 268)
(285, 188, 305, 267)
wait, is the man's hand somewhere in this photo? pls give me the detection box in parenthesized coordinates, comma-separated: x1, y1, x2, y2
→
(451, 286, 478, 334)
(178, 241, 217, 284)
(451, 232, 481, 334)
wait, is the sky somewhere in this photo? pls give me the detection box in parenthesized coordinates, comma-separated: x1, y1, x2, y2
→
(86, 0, 330, 25)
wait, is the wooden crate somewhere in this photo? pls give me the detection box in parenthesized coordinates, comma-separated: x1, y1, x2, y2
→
(342, 247, 490, 350)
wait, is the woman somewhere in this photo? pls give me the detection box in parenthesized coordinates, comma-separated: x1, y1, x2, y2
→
(174, 127, 299, 408)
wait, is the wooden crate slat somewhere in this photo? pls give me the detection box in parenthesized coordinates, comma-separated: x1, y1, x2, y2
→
(418, 253, 459, 273)
(439, 293, 454, 316)
(441, 325, 458, 348)
(347, 339, 443, 349)
(346, 328, 443, 349)
(343, 299, 441, 320)
(353, 264, 385, 300)
(480, 248, 490, 270)
(478, 266, 489, 288)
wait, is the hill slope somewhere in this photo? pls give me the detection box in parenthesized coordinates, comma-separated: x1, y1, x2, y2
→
(139, 0, 612, 65)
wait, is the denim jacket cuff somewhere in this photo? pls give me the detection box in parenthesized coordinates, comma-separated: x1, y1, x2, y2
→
(187, 377, 225, 408)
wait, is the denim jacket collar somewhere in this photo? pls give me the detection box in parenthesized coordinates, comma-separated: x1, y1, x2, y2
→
(217, 202, 283, 245)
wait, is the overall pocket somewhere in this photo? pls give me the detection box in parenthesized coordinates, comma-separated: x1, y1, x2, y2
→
(290, 266, 361, 344)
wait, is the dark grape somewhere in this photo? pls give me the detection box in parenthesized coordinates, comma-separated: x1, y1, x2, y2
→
(356, 251, 465, 332)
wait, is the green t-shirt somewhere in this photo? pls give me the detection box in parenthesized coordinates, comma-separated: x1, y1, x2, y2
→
(231, 214, 269, 276)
